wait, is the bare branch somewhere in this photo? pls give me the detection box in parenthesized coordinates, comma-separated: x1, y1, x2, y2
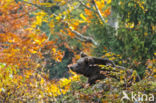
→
(91, 0, 105, 24)
(22, 1, 41, 8)
(75, 36, 86, 42)
(78, 0, 96, 13)
(70, 28, 98, 46)
(22, 1, 52, 14)
(90, 0, 118, 31)
(53, 14, 98, 46)
(22, 1, 98, 45)
(108, 7, 119, 35)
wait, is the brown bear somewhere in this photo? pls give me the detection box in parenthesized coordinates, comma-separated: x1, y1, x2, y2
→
(69, 52, 120, 85)
(69, 52, 140, 85)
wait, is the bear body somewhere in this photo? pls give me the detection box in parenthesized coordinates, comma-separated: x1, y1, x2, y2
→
(69, 53, 116, 84)
(69, 53, 140, 86)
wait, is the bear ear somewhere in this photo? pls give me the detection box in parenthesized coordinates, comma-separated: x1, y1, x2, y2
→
(80, 52, 88, 57)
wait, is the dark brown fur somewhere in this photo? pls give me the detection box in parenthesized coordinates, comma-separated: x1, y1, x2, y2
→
(69, 53, 140, 85)
(69, 53, 117, 85)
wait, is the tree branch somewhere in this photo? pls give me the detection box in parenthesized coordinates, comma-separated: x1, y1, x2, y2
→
(54, 14, 98, 46)
(22, 1, 98, 45)
(108, 7, 119, 35)
(91, 0, 119, 35)
(70, 28, 98, 46)
(22, 1, 52, 14)
(91, 0, 105, 24)
(78, 0, 96, 13)
(75, 36, 86, 42)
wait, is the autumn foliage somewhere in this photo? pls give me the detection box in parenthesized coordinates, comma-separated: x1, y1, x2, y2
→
(0, 0, 79, 102)
(0, 0, 155, 102)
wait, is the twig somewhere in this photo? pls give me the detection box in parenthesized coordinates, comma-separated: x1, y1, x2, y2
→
(22, 1, 98, 45)
(78, 0, 96, 13)
(70, 29, 98, 46)
(53, 14, 98, 46)
(90, 0, 118, 31)
(91, 0, 105, 24)
(22, 1, 52, 14)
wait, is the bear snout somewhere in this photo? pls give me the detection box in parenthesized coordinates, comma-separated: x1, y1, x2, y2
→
(68, 64, 78, 72)
(68, 65, 74, 70)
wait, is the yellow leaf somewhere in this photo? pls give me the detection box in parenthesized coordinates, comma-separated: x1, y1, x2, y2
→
(105, 53, 111, 57)
(107, 0, 112, 4)
(80, 13, 87, 21)
(29, 49, 37, 54)
(40, 78, 44, 84)
(126, 22, 134, 28)
(148, 65, 152, 69)
(144, 32, 148, 36)
(52, 48, 56, 53)
(34, 39, 41, 45)
(60, 1, 66, 5)
(39, 3, 56, 7)
(34, 11, 47, 16)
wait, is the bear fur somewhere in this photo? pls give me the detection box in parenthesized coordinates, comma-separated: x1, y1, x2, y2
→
(69, 53, 119, 85)
(69, 52, 140, 85)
